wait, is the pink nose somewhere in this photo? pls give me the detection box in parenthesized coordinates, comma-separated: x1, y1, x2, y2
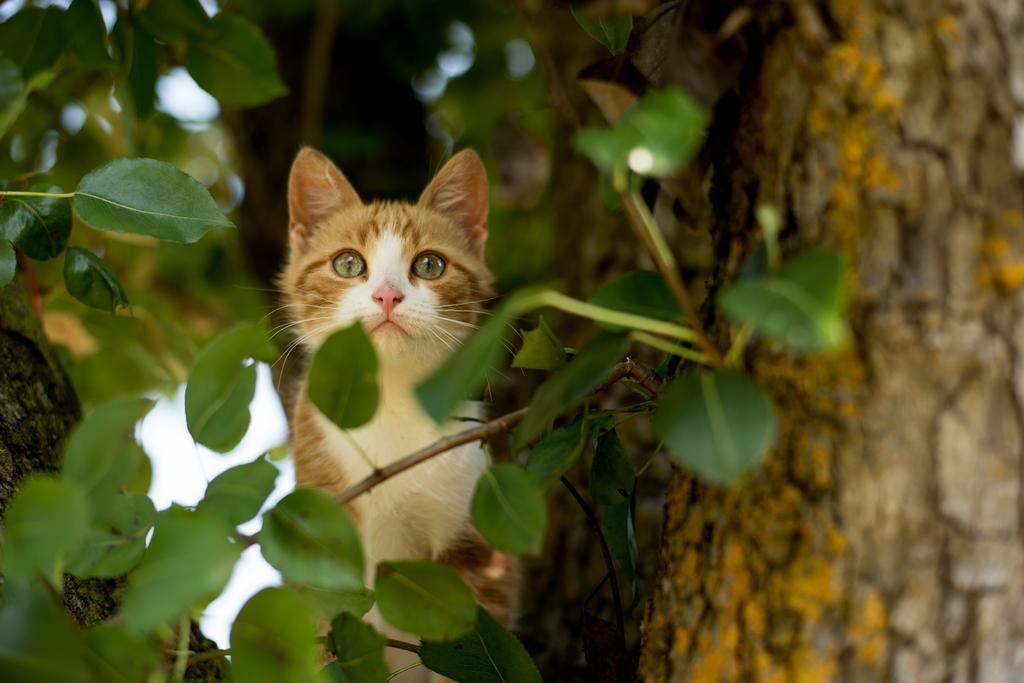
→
(372, 286, 404, 317)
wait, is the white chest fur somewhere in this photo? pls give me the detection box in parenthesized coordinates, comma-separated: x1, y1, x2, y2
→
(312, 370, 487, 567)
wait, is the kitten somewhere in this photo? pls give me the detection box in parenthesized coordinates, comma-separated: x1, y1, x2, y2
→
(280, 147, 520, 680)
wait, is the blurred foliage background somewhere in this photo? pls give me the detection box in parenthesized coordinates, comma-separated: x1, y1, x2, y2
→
(2, 0, 574, 405)
(1, 0, 670, 678)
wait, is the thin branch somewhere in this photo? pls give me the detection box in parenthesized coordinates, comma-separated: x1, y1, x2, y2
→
(336, 407, 528, 505)
(236, 532, 259, 548)
(386, 639, 420, 654)
(335, 360, 661, 506)
(560, 476, 626, 647)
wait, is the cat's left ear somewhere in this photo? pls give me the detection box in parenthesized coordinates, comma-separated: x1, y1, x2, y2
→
(288, 147, 361, 249)
(418, 149, 488, 258)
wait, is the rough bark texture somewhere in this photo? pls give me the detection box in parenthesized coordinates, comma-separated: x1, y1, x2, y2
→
(0, 280, 80, 514)
(0, 281, 124, 628)
(640, 1, 1024, 681)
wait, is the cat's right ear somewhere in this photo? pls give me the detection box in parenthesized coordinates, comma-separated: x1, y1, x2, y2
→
(287, 147, 361, 249)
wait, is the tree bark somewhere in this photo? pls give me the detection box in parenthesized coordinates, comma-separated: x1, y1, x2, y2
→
(0, 280, 121, 626)
(640, 2, 1024, 681)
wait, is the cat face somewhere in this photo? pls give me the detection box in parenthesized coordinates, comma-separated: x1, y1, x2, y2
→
(280, 148, 494, 369)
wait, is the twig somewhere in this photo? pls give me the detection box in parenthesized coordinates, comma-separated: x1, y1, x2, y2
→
(236, 532, 259, 548)
(560, 476, 626, 647)
(335, 360, 662, 506)
(336, 407, 528, 505)
(185, 648, 230, 668)
(386, 639, 420, 654)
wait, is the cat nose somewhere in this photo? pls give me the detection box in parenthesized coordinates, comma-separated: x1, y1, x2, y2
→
(372, 286, 404, 317)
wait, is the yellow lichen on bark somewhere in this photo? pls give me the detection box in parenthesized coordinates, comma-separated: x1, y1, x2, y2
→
(806, 7, 902, 251)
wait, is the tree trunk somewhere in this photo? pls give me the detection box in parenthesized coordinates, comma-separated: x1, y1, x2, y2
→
(640, 2, 1024, 681)
(0, 280, 120, 626)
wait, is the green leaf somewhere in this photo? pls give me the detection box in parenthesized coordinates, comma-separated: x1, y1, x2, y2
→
(571, 7, 632, 54)
(589, 429, 635, 505)
(417, 291, 531, 422)
(325, 613, 388, 683)
(0, 581, 89, 683)
(185, 323, 272, 452)
(655, 371, 777, 486)
(0, 185, 72, 260)
(291, 584, 375, 620)
(602, 498, 639, 609)
(74, 158, 234, 243)
(0, 7, 66, 79)
(0, 240, 14, 286)
(420, 607, 541, 683)
(574, 88, 709, 176)
(307, 324, 379, 430)
(525, 411, 615, 488)
(514, 332, 630, 448)
(374, 561, 476, 641)
(231, 588, 324, 683)
(718, 249, 849, 352)
(261, 489, 364, 590)
(471, 464, 547, 556)
(82, 624, 160, 683)
(120, 506, 240, 634)
(62, 397, 153, 500)
(588, 271, 680, 329)
(512, 315, 566, 370)
(185, 14, 288, 108)
(198, 455, 279, 526)
(1, 476, 90, 580)
(0, 55, 26, 137)
(137, 0, 214, 42)
(63, 246, 129, 312)
(66, 493, 156, 578)
(65, 0, 113, 69)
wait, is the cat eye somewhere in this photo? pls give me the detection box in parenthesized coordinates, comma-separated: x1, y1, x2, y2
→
(412, 252, 446, 280)
(332, 251, 366, 278)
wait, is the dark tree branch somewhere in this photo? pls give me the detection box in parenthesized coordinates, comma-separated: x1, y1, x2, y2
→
(560, 476, 626, 648)
(335, 359, 662, 506)
(386, 639, 420, 654)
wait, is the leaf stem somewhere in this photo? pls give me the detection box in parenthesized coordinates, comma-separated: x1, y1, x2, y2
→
(612, 181, 723, 366)
(523, 290, 695, 341)
(0, 190, 75, 199)
(336, 360, 662, 506)
(630, 331, 711, 365)
(173, 616, 191, 681)
(724, 323, 753, 368)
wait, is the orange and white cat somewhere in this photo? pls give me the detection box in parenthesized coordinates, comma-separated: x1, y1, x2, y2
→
(280, 147, 519, 680)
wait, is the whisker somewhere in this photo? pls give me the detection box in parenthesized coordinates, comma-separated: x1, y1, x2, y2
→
(435, 296, 500, 308)
(267, 316, 336, 340)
